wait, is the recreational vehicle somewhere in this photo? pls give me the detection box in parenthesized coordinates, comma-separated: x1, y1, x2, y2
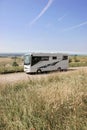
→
(24, 53, 69, 74)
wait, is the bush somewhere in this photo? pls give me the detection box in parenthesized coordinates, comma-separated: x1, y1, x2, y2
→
(12, 61, 19, 66)
(74, 55, 80, 62)
(69, 58, 72, 63)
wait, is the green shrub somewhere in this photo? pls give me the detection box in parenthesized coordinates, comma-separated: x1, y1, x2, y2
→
(12, 61, 19, 66)
(69, 58, 72, 63)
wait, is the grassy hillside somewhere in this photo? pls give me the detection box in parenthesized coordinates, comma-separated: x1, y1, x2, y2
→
(0, 70, 87, 130)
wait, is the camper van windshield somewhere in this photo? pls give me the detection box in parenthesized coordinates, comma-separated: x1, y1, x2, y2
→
(24, 55, 30, 65)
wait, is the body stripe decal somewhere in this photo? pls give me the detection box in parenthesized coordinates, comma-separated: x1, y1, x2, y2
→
(39, 60, 62, 69)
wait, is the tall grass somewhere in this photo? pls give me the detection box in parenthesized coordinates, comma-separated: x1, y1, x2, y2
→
(0, 56, 23, 74)
(0, 71, 87, 130)
(69, 55, 87, 67)
(0, 66, 23, 74)
(69, 62, 87, 67)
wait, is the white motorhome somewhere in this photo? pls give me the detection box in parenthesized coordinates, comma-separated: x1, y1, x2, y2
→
(24, 53, 69, 74)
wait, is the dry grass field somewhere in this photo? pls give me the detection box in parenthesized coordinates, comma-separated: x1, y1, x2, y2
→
(69, 55, 87, 67)
(0, 67, 87, 130)
(0, 56, 23, 66)
(0, 55, 87, 130)
(0, 56, 23, 74)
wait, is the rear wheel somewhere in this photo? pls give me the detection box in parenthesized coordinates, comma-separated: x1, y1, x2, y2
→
(37, 69, 42, 74)
(57, 67, 61, 72)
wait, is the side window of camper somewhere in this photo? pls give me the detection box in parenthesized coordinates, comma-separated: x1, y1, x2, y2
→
(52, 57, 57, 60)
(31, 56, 49, 66)
(41, 57, 49, 61)
(63, 56, 68, 60)
(32, 56, 41, 66)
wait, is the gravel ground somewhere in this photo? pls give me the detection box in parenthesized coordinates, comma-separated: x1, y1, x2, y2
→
(0, 67, 87, 85)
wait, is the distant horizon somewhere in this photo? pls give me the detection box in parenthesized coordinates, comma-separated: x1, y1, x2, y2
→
(0, 51, 87, 56)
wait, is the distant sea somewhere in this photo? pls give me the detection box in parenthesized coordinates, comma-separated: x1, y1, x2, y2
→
(0, 53, 25, 57)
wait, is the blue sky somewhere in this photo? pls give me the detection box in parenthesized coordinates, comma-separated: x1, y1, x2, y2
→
(0, 0, 87, 54)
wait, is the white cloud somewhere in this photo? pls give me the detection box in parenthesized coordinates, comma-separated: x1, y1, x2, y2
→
(58, 14, 67, 22)
(30, 0, 54, 26)
(63, 21, 87, 32)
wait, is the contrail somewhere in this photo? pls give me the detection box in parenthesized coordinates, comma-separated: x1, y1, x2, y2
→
(30, 0, 54, 25)
(63, 21, 87, 32)
(58, 14, 67, 22)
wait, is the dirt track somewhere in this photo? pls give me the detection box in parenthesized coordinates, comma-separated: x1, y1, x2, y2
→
(0, 67, 87, 85)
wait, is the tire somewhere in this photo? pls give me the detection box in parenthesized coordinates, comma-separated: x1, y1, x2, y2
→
(37, 69, 42, 74)
(57, 67, 61, 72)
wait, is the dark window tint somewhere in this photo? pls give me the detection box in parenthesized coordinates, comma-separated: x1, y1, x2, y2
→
(41, 57, 49, 61)
(63, 56, 68, 60)
(52, 57, 57, 60)
(31, 56, 49, 66)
